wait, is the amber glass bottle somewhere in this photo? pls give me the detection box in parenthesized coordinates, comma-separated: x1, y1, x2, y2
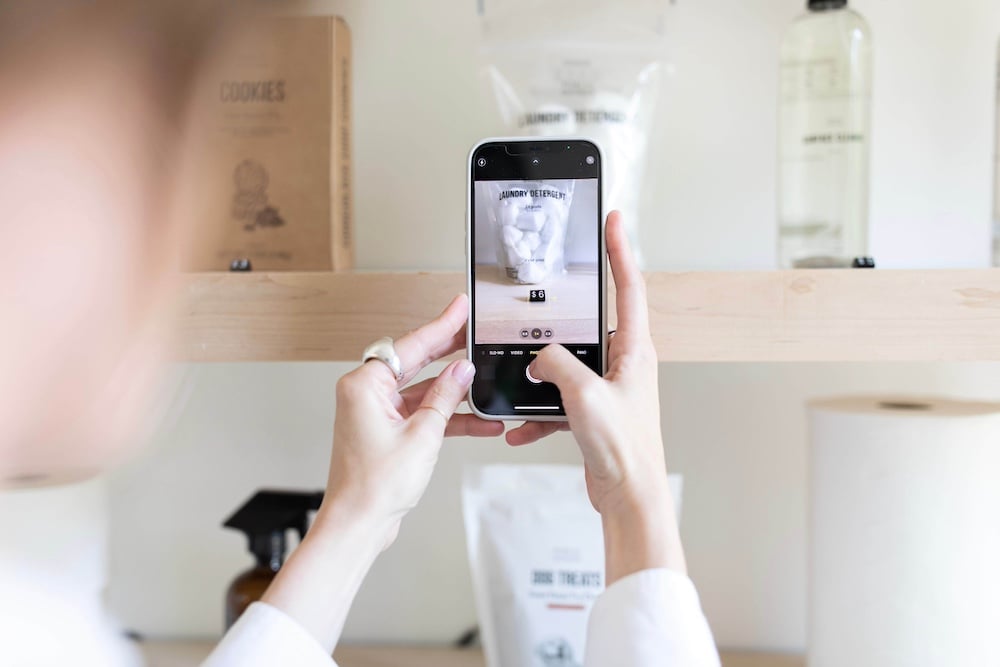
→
(225, 532, 284, 629)
(221, 490, 323, 629)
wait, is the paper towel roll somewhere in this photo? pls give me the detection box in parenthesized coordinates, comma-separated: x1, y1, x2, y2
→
(808, 396, 1000, 667)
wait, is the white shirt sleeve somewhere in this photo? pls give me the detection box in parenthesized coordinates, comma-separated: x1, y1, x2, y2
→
(202, 602, 336, 667)
(584, 568, 721, 667)
(203, 571, 717, 667)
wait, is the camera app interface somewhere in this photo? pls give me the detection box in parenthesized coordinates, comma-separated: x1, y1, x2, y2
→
(472, 157, 601, 416)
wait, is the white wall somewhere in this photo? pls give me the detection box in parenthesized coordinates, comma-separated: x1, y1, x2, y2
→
(106, 0, 1000, 654)
(312, 0, 1000, 272)
(109, 362, 1000, 652)
(109, 362, 586, 641)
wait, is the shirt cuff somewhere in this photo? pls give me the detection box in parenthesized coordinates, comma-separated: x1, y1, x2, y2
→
(585, 568, 721, 667)
(202, 602, 335, 667)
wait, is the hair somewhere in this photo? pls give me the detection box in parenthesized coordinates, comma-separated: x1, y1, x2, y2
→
(0, 1, 237, 124)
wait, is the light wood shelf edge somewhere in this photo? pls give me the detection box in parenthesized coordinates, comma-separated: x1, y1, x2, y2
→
(175, 269, 1000, 363)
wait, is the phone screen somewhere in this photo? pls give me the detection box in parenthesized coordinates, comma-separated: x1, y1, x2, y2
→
(469, 140, 603, 418)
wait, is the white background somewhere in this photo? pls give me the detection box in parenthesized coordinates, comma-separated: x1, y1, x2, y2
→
(100, 0, 1000, 654)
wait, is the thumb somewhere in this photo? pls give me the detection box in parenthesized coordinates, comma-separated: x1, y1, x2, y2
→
(529, 344, 598, 393)
(409, 359, 477, 435)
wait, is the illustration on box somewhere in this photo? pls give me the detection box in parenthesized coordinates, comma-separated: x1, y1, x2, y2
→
(231, 159, 285, 231)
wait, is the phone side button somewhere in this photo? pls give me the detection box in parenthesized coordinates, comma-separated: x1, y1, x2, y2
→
(525, 366, 543, 384)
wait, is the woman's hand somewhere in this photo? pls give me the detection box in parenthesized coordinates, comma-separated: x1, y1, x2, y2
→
(323, 293, 503, 546)
(506, 211, 686, 583)
(260, 294, 502, 651)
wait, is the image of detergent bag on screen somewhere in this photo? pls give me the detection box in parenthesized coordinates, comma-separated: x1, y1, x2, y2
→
(490, 180, 575, 285)
(468, 139, 605, 420)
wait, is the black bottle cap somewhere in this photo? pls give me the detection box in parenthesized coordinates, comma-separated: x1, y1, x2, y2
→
(223, 489, 324, 570)
(809, 0, 847, 10)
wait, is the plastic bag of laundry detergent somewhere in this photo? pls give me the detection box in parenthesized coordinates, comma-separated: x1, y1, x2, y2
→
(462, 464, 683, 667)
(485, 180, 575, 284)
(478, 0, 668, 266)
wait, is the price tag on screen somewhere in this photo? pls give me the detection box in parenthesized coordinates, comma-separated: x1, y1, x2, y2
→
(529, 290, 546, 303)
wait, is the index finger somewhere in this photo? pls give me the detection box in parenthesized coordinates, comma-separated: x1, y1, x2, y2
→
(606, 211, 649, 344)
(358, 293, 468, 387)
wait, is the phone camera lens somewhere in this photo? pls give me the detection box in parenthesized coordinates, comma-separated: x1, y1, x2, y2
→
(477, 157, 487, 168)
(585, 155, 595, 165)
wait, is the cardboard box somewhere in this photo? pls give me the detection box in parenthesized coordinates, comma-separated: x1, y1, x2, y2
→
(186, 16, 352, 271)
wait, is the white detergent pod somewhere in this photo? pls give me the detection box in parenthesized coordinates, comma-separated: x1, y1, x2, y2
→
(533, 237, 551, 260)
(515, 210, 545, 232)
(539, 220, 556, 243)
(503, 247, 520, 270)
(502, 225, 523, 247)
(518, 260, 547, 284)
(522, 231, 541, 251)
(543, 231, 564, 267)
(500, 203, 519, 227)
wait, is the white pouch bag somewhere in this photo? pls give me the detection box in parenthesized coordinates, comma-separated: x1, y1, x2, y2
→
(478, 0, 668, 266)
(462, 464, 683, 667)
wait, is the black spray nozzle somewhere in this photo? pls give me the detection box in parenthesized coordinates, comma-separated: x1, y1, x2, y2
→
(223, 489, 324, 570)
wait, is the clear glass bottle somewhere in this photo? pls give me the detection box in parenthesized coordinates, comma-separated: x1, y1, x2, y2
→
(778, 0, 873, 268)
(993, 39, 1000, 266)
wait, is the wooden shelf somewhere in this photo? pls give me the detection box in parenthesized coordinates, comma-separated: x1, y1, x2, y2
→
(139, 640, 803, 667)
(176, 269, 1000, 363)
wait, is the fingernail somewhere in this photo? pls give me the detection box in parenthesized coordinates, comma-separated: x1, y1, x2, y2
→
(452, 359, 476, 385)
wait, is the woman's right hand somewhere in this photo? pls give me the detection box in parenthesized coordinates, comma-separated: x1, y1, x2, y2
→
(505, 210, 686, 582)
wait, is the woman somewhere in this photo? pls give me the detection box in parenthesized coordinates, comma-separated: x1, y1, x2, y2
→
(0, 3, 718, 665)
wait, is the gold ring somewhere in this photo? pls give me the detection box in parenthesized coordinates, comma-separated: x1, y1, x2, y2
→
(416, 405, 450, 422)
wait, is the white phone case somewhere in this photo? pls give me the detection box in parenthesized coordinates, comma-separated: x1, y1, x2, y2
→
(466, 137, 608, 422)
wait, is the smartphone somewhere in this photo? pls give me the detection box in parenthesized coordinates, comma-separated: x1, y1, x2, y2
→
(467, 138, 607, 421)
